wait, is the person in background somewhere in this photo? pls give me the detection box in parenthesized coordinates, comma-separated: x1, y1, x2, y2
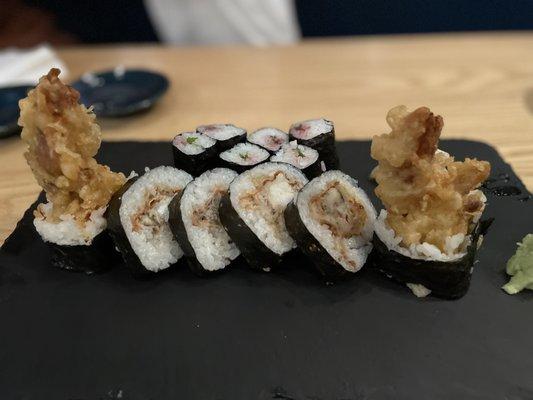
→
(0, 0, 75, 48)
(2, 0, 533, 48)
(0, 0, 300, 47)
(144, 0, 300, 45)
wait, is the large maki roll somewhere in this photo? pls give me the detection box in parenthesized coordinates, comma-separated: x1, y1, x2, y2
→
(218, 142, 270, 173)
(219, 162, 308, 271)
(370, 105, 492, 299)
(373, 215, 492, 299)
(33, 204, 117, 273)
(270, 140, 322, 179)
(285, 171, 376, 280)
(168, 168, 240, 276)
(197, 123, 247, 152)
(106, 166, 193, 277)
(289, 118, 339, 170)
(248, 127, 289, 153)
(172, 131, 217, 176)
(19, 68, 126, 274)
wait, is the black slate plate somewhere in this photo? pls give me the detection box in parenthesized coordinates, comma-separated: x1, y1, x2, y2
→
(1, 140, 532, 400)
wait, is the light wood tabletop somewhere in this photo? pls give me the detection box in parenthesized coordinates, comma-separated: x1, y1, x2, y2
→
(1, 32, 533, 244)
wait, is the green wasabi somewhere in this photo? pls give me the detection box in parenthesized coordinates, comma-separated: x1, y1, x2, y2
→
(502, 234, 533, 295)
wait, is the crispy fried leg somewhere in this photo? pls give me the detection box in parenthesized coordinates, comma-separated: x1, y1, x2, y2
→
(19, 68, 125, 222)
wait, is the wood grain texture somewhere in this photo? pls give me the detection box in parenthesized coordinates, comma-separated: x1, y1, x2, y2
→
(2, 32, 533, 244)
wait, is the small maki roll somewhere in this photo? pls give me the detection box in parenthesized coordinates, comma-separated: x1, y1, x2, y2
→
(19, 68, 126, 274)
(248, 127, 289, 153)
(196, 123, 247, 152)
(219, 142, 270, 173)
(270, 141, 321, 179)
(370, 105, 492, 299)
(107, 166, 193, 277)
(285, 171, 376, 280)
(168, 168, 240, 276)
(219, 162, 308, 271)
(172, 132, 217, 176)
(289, 118, 339, 170)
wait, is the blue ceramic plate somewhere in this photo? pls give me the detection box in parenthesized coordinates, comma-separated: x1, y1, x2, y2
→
(72, 68, 169, 117)
(0, 85, 34, 139)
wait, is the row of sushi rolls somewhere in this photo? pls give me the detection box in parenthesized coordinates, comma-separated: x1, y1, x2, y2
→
(18, 69, 493, 299)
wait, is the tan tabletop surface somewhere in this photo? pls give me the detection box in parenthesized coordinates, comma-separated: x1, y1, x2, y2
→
(1, 32, 533, 244)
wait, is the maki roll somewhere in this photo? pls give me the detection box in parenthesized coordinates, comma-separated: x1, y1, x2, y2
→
(248, 127, 289, 153)
(107, 166, 193, 276)
(219, 162, 308, 271)
(19, 68, 126, 273)
(33, 205, 117, 273)
(168, 168, 240, 276)
(196, 123, 247, 152)
(172, 132, 217, 176)
(289, 118, 339, 170)
(218, 142, 270, 173)
(270, 141, 322, 179)
(370, 105, 492, 299)
(285, 171, 376, 280)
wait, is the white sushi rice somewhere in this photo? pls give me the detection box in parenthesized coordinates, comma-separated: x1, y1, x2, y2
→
(295, 171, 376, 273)
(220, 142, 269, 165)
(34, 202, 107, 246)
(375, 210, 469, 262)
(374, 188, 486, 262)
(270, 141, 318, 169)
(289, 118, 333, 140)
(248, 127, 289, 152)
(406, 283, 432, 298)
(172, 132, 216, 155)
(120, 166, 193, 272)
(180, 168, 240, 271)
(230, 162, 308, 255)
(197, 124, 246, 141)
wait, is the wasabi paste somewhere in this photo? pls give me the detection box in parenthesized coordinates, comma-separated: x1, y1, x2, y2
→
(502, 234, 533, 294)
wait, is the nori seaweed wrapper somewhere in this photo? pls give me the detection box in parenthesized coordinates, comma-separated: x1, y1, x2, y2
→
(249, 142, 278, 155)
(289, 129, 339, 170)
(172, 144, 217, 177)
(167, 191, 221, 277)
(213, 133, 246, 152)
(46, 230, 118, 274)
(105, 178, 155, 278)
(371, 219, 493, 299)
(197, 125, 247, 153)
(300, 158, 322, 180)
(219, 192, 283, 272)
(218, 157, 263, 174)
(284, 201, 349, 280)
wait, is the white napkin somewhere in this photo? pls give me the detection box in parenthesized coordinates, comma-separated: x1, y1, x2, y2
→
(0, 44, 68, 87)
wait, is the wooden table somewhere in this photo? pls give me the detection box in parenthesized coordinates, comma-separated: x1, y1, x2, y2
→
(2, 32, 533, 244)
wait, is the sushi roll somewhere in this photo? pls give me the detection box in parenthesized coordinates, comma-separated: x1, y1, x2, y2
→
(248, 127, 289, 153)
(168, 168, 240, 276)
(196, 123, 247, 152)
(219, 162, 308, 272)
(106, 166, 193, 277)
(19, 68, 126, 273)
(289, 118, 339, 170)
(33, 205, 118, 273)
(370, 105, 492, 299)
(270, 141, 322, 179)
(285, 171, 376, 280)
(172, 132, 217, 176)
(218, 142, 270, 173)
